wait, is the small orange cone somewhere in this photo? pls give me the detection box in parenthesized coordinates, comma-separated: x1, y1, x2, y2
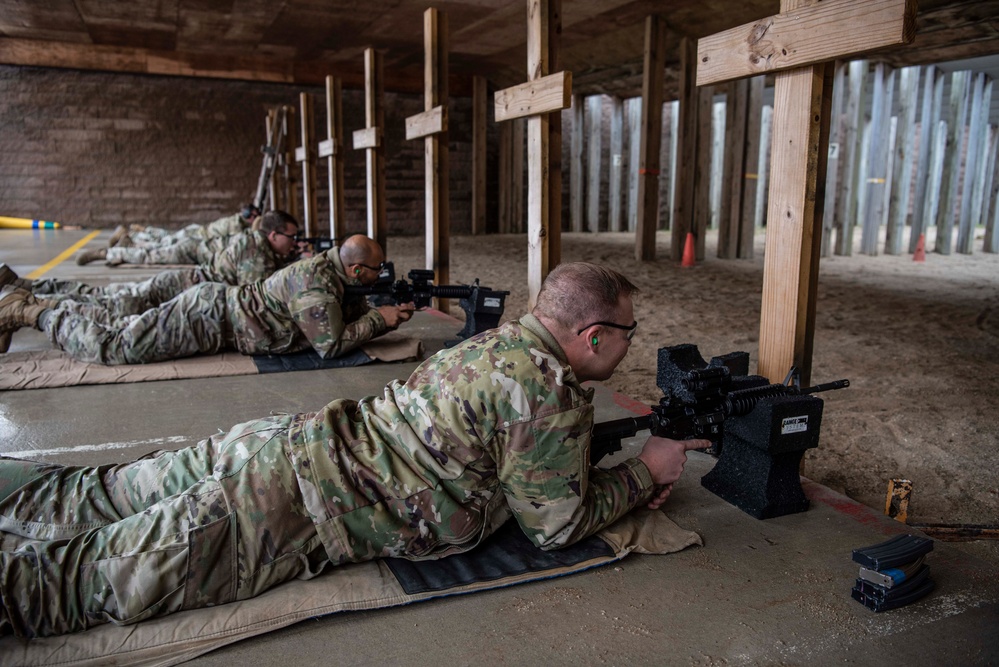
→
(681, 232, 696, 267)
(913, 233, 926, 262)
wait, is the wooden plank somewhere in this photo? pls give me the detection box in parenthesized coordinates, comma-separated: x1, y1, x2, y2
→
(609, 97, 624, 232)
(362, 47, 386, 251)
(635, 15, 666, 262)
(861, 63, 893, 256)
(957, 73, 988, 254)
(585, 95, 603, 233)
(835, 59, 867, 256)
(739, 77, 764, 259)
(512, 118, 525, 233)
(298, 91, 319, 238)
(265, 109, 282, 211)
(719, 79, 749, 260)
(658, 101, 675, 232)
(282, 106, 300, 222)
(626, 97, 641, 233)
(494, 71, 572, 123)
(821, 62, 846, 258)
(986, 127, 999, 254)
(498, 121, 512, 234)
(547, 0, 563, 273)
(671, 37, 697, 261)
(755, 104, 773, 232)
(421, 7, 450, 309)
(923, 119, 948, 246)
(352, 127, 381, 150)
(911, 66, 943, 252)
(886, 66, 919, 255)
(324, 76, 346, 242)
(693, 85, 714, 261)
(570, 94, 585, 232)
(472, 75, 488, 236)
(696, 0, 916, 86)
(935, 70, 971, 255)
(405, 105, 446, 140)
(317, 138, 336, 159)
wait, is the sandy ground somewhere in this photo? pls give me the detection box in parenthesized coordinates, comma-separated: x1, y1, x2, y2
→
(388, 229, 999, 539)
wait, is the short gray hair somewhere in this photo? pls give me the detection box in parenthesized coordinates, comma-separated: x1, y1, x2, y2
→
(532, 262, 638, 333)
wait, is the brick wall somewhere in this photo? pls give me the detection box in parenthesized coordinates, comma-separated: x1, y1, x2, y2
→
(0, 65, 481, 235)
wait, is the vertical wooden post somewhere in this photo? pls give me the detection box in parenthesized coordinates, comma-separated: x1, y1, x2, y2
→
(957, 72, 988, 254)
(968, 84, 994, 246)
(693, 85, 714, 260)
(512, 118, 525, 232)
(719, 79, 749, 259)
(835, 60, 867, 256)
(353, 48, 386, 252)
(570, 93, 585, 232)
(935, 70, 970, 255)
(282, 105, 300, 222)
(886, 67, 919, 255)
(911, 66, 943, 252)
(658, 101, 674, 232)
(755, 104, 774, 233)
(321, 76, 346, 241)
(265, 109, 283, 212)
(822, 63, 847, 257)
(472, 75, 488, 236)
(985, 128, 999, 254)
(635, 15, 666, 261)
(672, 37, 697, 261)
(296, 92, 319, 238)
(498, 121, 511, 233)
(626, 98, 641, 231)
(861, 63, 893, 255)
(585, 95, 603, 233)
(609, 97, 624, 231)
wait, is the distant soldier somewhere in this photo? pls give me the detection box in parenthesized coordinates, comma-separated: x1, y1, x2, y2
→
(0, 235, 414, 361)
(4, 210, 301, 319)
(106, 203, 262, 249)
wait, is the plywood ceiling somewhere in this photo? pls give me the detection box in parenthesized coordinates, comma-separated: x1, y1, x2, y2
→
(0, 0, 997, 98)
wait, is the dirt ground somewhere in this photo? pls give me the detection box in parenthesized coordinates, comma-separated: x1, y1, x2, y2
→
(389, 229, 999, 538)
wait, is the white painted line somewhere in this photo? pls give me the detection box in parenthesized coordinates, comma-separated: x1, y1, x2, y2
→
(4, 436, 193, 459)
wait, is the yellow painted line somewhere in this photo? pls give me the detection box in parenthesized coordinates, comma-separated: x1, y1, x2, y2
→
(25, 230, 101, 279)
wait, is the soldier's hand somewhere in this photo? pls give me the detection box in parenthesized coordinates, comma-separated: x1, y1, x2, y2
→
(378, 303, 416, 329)
(647, 483, 674, 510)
(637, 436, 708, 488)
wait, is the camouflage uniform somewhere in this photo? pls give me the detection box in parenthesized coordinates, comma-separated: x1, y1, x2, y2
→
(34, 230, 287, 317)
(0, 314, 655, 637)
(43, 247, 387, 364)
(129, 213, 249, 247)
(105, 234, 225, 266)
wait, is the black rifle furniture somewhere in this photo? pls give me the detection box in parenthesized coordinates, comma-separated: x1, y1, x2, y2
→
(590, 343, 849, 519)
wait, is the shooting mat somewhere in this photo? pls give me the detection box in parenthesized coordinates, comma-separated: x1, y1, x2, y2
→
(0, 510, 701, 667)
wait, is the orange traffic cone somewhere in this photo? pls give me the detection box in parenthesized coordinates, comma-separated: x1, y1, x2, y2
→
(681, 232, 696, 268)
(913, 233, 926, 262)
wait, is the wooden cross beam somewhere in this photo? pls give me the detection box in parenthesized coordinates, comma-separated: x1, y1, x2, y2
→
(295, 92, 319, 238)
(494, 0, 570, 308)
(697, 0, 915, 384)
(352, 47, 387, 252)
(320, 75, 346, 242)
(405, 7, 450, 311)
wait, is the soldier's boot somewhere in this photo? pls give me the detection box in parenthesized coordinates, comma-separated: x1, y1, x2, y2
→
(129, 223, 147, 234)
(76, 247, 108, 265)
(0, 263, 34, 291)
(108, 225, 128, 248)
(0, 286, 51, 353)
(117, 233, 134, 248)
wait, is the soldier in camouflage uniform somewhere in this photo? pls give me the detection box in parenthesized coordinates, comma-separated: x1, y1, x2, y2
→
(7, 210, 300, 319)
(0, 261, 705, 638)
(0, 234, 415, 363)
(76, 205, 263, 267)
(104, 204, 261, 250)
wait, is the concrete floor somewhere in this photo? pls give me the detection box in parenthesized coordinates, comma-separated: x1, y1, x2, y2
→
(2, 227, 997, 665)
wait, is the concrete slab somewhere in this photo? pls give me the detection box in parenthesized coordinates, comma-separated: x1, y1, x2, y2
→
(1, 228, 997, 665)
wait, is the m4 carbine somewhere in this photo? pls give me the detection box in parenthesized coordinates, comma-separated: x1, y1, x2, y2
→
(343, 265, 510, 343)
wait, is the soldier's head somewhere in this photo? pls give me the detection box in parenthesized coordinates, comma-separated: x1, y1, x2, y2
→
(533, 262, 638, 382)
(339, 235, 386, 286)
(260, 210, 300, 257)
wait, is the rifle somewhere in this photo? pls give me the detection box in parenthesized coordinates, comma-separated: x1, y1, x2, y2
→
(591, 344, 849, 519)
(343, 266, 510, 344)
(252, 108, 287, 212)
(297, 235, 335, 253)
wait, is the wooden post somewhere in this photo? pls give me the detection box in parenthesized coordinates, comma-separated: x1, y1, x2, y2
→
(754, 104, 774, 232)
(265, 108, 284, 212)
(886, 67, 919, 255)
(282, 105, 300, 222)
(968, 86, 994, 247)
(739, 77, 765, 259)
(672, 37, 698, 261)
(835, 60, 868, 256)
(911, 66, 943, 252)
(635, 15, 666, 262)
(861, 63, 894, 255)
(405, 7, 450, 310)
(693, 85, 714, 260)
(585, 95, 603, 233)
(697, 0, 915, 383)
(512, 118, 525, 232)
(935, 70, 970, 255)
(719, 79, 749, 259)
(957, 72, 988, 254)
(821, 63, 847, 258)
(658, 101, 675, 232)
(609, 97, 624, 232)
(472, 75, 488, 236)
(353, 48, 386, 252)
(296, 92, 319, 238)
(626, 97, 641, 232)
(321, 76, 346, 242)
(494, 0, 570, 307)
(986, 128, 999, 254)
(570, 93, 584, 232)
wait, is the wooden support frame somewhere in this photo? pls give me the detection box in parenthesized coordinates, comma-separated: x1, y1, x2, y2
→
(281, 105, 300, 222)
(698, 0, 914, 384)
(405, 7, 451, 311)
(322, 75, 346, 242)
(635, 15, 667, 262)
(472, 75, 488, 235)
(295, 92, 319, 238)
(353, 48, 387, 252)
(671, 37, 698, 262)
(494, 0, 568, 307)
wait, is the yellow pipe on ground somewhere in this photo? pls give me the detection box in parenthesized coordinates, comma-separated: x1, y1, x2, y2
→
(0, 216, 62, 229)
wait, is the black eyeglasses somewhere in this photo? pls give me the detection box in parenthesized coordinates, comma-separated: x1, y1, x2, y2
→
(576, 320, 638, 341)
(273, 230, 298, 240)
(358, 262, 386, 272)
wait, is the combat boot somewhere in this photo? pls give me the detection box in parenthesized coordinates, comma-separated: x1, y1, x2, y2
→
(76, 247, 108, 265)
(108, 225, 128, 248)
(0, 263, 34, 290)
(0, 286, 50, 352)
